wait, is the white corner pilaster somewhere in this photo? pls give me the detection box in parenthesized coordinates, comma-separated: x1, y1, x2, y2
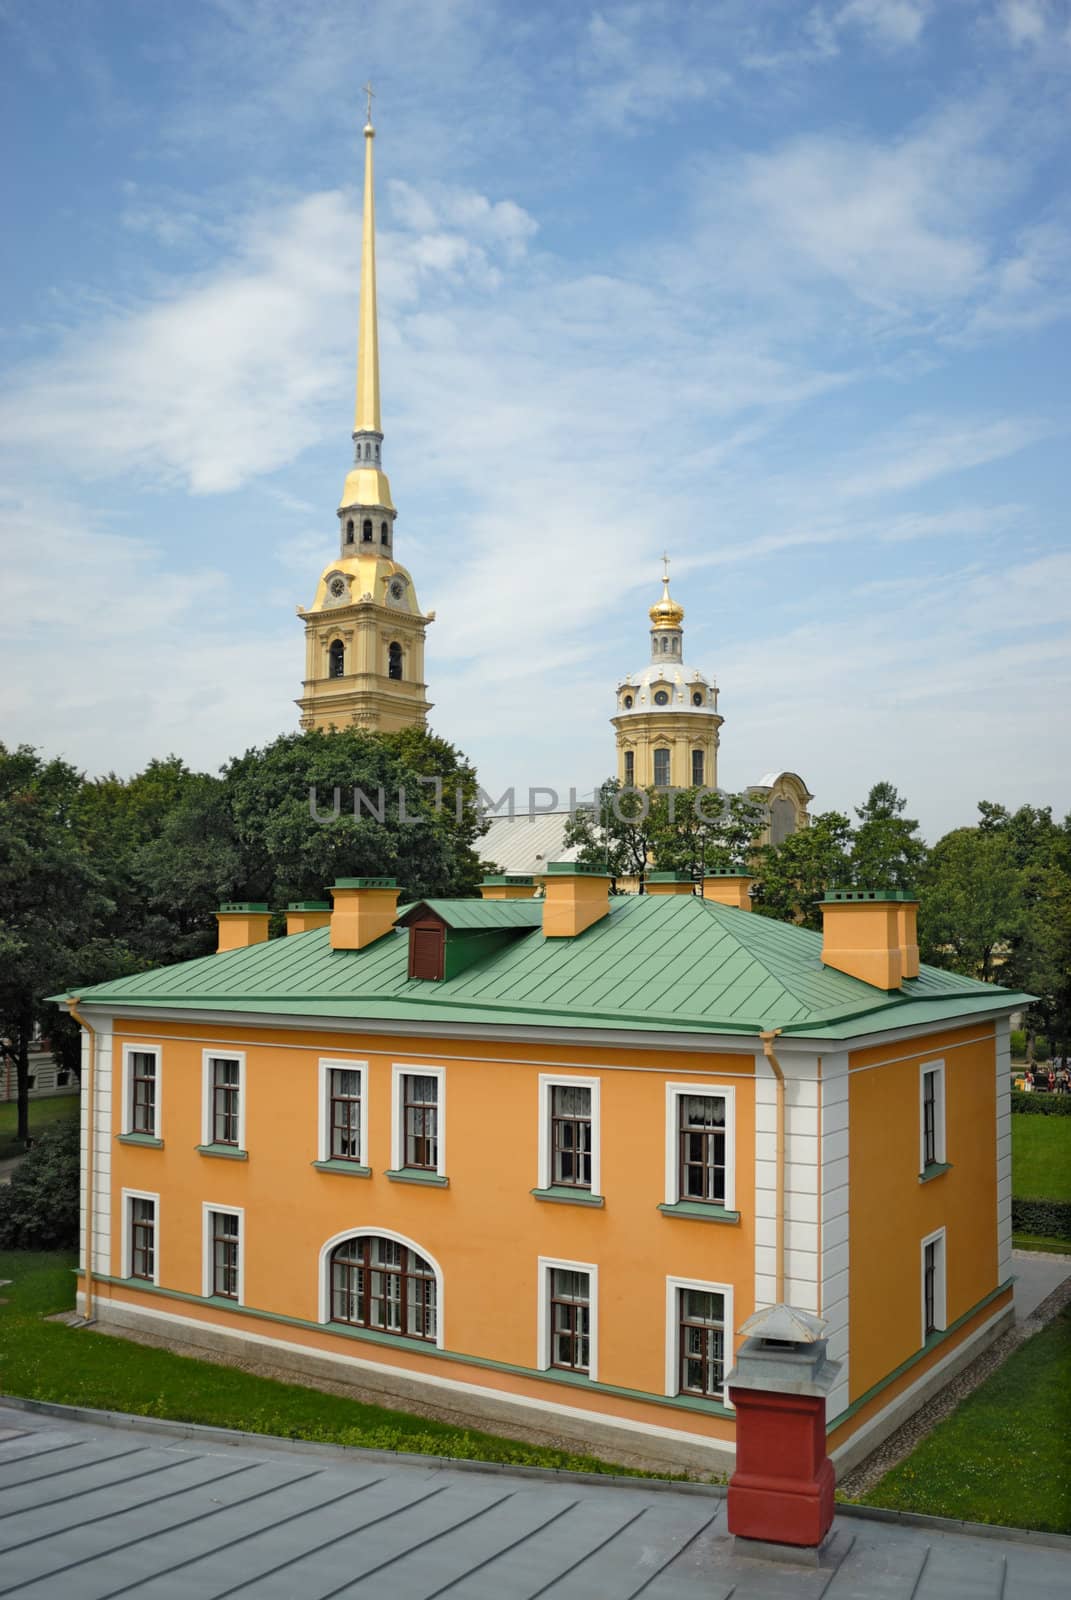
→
(753, 1049, 821, 1317)
(81, 1015, 114, 1280)
(819, 1049, 851, 1422)
(995, 1018, 1012, 1286)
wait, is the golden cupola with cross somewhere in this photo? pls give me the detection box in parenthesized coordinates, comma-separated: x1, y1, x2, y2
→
(612, 560, 723, 790)
(297, 96, 433, 734)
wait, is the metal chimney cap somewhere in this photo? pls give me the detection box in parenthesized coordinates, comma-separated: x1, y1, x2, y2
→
(738, 1303, 828, 1344)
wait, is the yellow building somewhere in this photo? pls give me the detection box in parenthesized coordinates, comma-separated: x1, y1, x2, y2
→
(60, 877, 1025, 1477)
(296, 112, 432, 734)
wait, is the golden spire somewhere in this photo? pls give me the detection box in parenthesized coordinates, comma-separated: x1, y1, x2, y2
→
(649, 553, 685, 629)
(354, 83, 381, 435)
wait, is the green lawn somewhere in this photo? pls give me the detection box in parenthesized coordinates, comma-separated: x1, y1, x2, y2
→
(858, 1304, 1071, 1533)
(0, 1095, 80, 1162)
(1012, 1115, 1071, 1202)
(0, 1251, 672, 1478)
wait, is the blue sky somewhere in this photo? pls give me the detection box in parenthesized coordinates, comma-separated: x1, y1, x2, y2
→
(2, 0, 1069, 839)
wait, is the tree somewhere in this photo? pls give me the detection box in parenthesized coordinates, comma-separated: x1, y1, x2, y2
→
(919, 827, 1024, 984)
(0, 745, 120, 1141)
(562, 780, 655, 888)
(751, 811, 853, 929)
(850, 781, 927, 891)
(562, 781, 766, 889)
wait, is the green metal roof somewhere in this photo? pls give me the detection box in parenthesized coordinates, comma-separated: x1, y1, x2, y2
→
(56, 896, 1031, 1042)
(396, 899, 544, 930)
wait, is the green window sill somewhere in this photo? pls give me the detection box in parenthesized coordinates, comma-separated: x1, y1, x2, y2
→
(658, 1201, 740, 1224)
(919, 1161, 953, 1184)
(385, 1167, 449, 1187)
(312, 1160, 371, 1177)
(117, 1133, 163, 1149)
(531, 1186, 605, 1207)
(195, 1144, 248, 1161)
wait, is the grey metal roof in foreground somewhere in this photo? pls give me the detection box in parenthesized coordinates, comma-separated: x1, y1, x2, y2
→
(0, 1403, 1067, 1598)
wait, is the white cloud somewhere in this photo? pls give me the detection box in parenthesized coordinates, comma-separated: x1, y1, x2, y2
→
(833, 414, 1054, 498)
(808, 0, 933, 53)
(998, 0, 1051, 47)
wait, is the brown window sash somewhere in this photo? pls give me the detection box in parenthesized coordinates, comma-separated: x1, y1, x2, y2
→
(402, 1076, 438, 1170)
(330, 1236, 436, 1342)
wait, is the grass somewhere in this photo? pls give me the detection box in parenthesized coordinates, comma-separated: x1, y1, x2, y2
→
(0, 1095, 80, 1162)
(1012, 1114, 1071, 1202)
(1013, 1234, 1071, 1256)
(858, 1304, 1071, 1534)
(0, 1251, 676, 1478)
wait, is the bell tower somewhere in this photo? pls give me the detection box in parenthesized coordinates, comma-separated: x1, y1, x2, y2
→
(297, 96, 433, 733)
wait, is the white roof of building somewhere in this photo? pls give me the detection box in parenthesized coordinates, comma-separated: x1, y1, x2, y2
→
(480, 811, 579, 875)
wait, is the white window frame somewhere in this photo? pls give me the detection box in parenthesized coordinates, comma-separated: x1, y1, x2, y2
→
(202, 1202, 245, 1304)
(201, 1049, 246, 1150)
(391, 1063, 446, 1177)
(318, 1058, 369, 1165)
(121, 1042, 162, 1139)
(121, 1186, 160, 1286)
(664, 1275, 734, 1405)
(919, 1060, 946, 1171)
(537, 1255, 599, 1382)
(317, 1225, 445, 1349)
(538, 1074, 601, 1195)
(665, 1083, 736, 1210)
(920, 1226, 947, 1345)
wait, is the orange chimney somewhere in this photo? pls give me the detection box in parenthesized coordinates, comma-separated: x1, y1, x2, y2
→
(820, 890, 918, 991)
(542, 863, 611, 938)
(216, 902, 271, 953)
(330, 877, 400, 951)
(702, 870, 755, 911)
(479, 875, 536, 900)
(645, 871, 695, 896)
(285, 901, 332, 935)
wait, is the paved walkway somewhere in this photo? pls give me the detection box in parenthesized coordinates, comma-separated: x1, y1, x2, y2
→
(0, 1402, 1068, 1599)
(1012, 1247, 1071, 1321)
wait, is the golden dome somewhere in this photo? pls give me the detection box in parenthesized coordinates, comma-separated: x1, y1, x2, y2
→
(649, 574, 685, 630)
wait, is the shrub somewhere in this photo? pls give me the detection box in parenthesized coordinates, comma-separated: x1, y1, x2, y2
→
(0, 1119, 80, 1250)
(1012, 1090, 1071, 1116)
(1011, 1029, 1026, 1056)
(1012, 1198, 1071, 1241)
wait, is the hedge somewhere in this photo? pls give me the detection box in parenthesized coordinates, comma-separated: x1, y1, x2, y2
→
(1011, 1091, 1071, 1116)
(0, 1120, 79, 1250)
(1012, 1198, 1071, 1241)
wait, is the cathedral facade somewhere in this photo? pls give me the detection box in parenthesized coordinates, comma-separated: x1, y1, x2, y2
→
(296, 110, 432, 734)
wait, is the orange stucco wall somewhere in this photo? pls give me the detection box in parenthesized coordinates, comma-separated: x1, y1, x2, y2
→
(847, 1023, 999, 1402)
(99, 1018, 758, 1444)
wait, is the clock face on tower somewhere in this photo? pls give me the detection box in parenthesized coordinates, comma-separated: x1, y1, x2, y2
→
(387, 576, 408, 606)
(328, 576, 347, 600)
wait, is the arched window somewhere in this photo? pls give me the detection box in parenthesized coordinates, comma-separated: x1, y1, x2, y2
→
(692, 690, 703, 707)
(328, 1235, 437, 1342)
(661, 637, 669, 653)
(375, 443, 380, 460)
(328, 640, 345, 678)
(388, 642, 403, 681)
(345, 519, 355, 543)
(623, 693, 633, 710)
(653, 748, 670, 787)
(362, 519, 373, 543)
(624, 750, 635, 785)
(380, 521, 389, 544)
(692, 749, 704, 787)
(364, 442, 371, 460)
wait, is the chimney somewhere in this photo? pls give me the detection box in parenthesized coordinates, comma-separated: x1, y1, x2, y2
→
(645, 871, 695, 896)
(285, 901, 332, 936)
(542, 863, 611, 938)
(330, 877, 400, 951)
(820, 889, 918, 991)
(216, 902, 271, 953)
(702, 869, 755, 911)
(479, 875, 536, 900)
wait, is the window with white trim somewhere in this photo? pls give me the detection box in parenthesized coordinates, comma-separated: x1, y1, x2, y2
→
(920, 1061, 946, 1172)
(123, 1044, 161, 1138)
(665, 1084, 736, 1211)
(318, 1060, 368, 1165)
(390, 1065, 446, 1178)
(537, 1076, 601, 1196)
(123, 1189, 159, 1285)
(201, 1051, 246, 1152)
(207, 1209, 241, 1301)
(539, 1256, 597, 1379)
(329, 1234, 437, 1342)
(667, 1280, 731, 1400)
(921, 1228, 946, 1343)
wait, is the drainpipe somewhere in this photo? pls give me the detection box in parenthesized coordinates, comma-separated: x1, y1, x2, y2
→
(759, 1027, 786, 1305)
(66, 1000, 96, 1323)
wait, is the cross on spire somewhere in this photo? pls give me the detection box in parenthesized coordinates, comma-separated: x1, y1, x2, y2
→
(363, 80, 375, 124)
(661, 551, 671, 583)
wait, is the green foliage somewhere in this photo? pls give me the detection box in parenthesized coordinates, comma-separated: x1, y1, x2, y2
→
(1012, 1089, 1071, 1115)
(751, 811, 852, 929)
(0, 1122, 80, 1249)
(0, 1251, 692, 1479)
(0, 1092, 79, 1162)
(564, 781, 765, 888)
(1012, 1199, 1071, 1239)
(1011, 1028, 1026, 1055)
(849, 781, 927, 891)
(919, 827, 1023, 983)
(860, 1305, 1071, 1533)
